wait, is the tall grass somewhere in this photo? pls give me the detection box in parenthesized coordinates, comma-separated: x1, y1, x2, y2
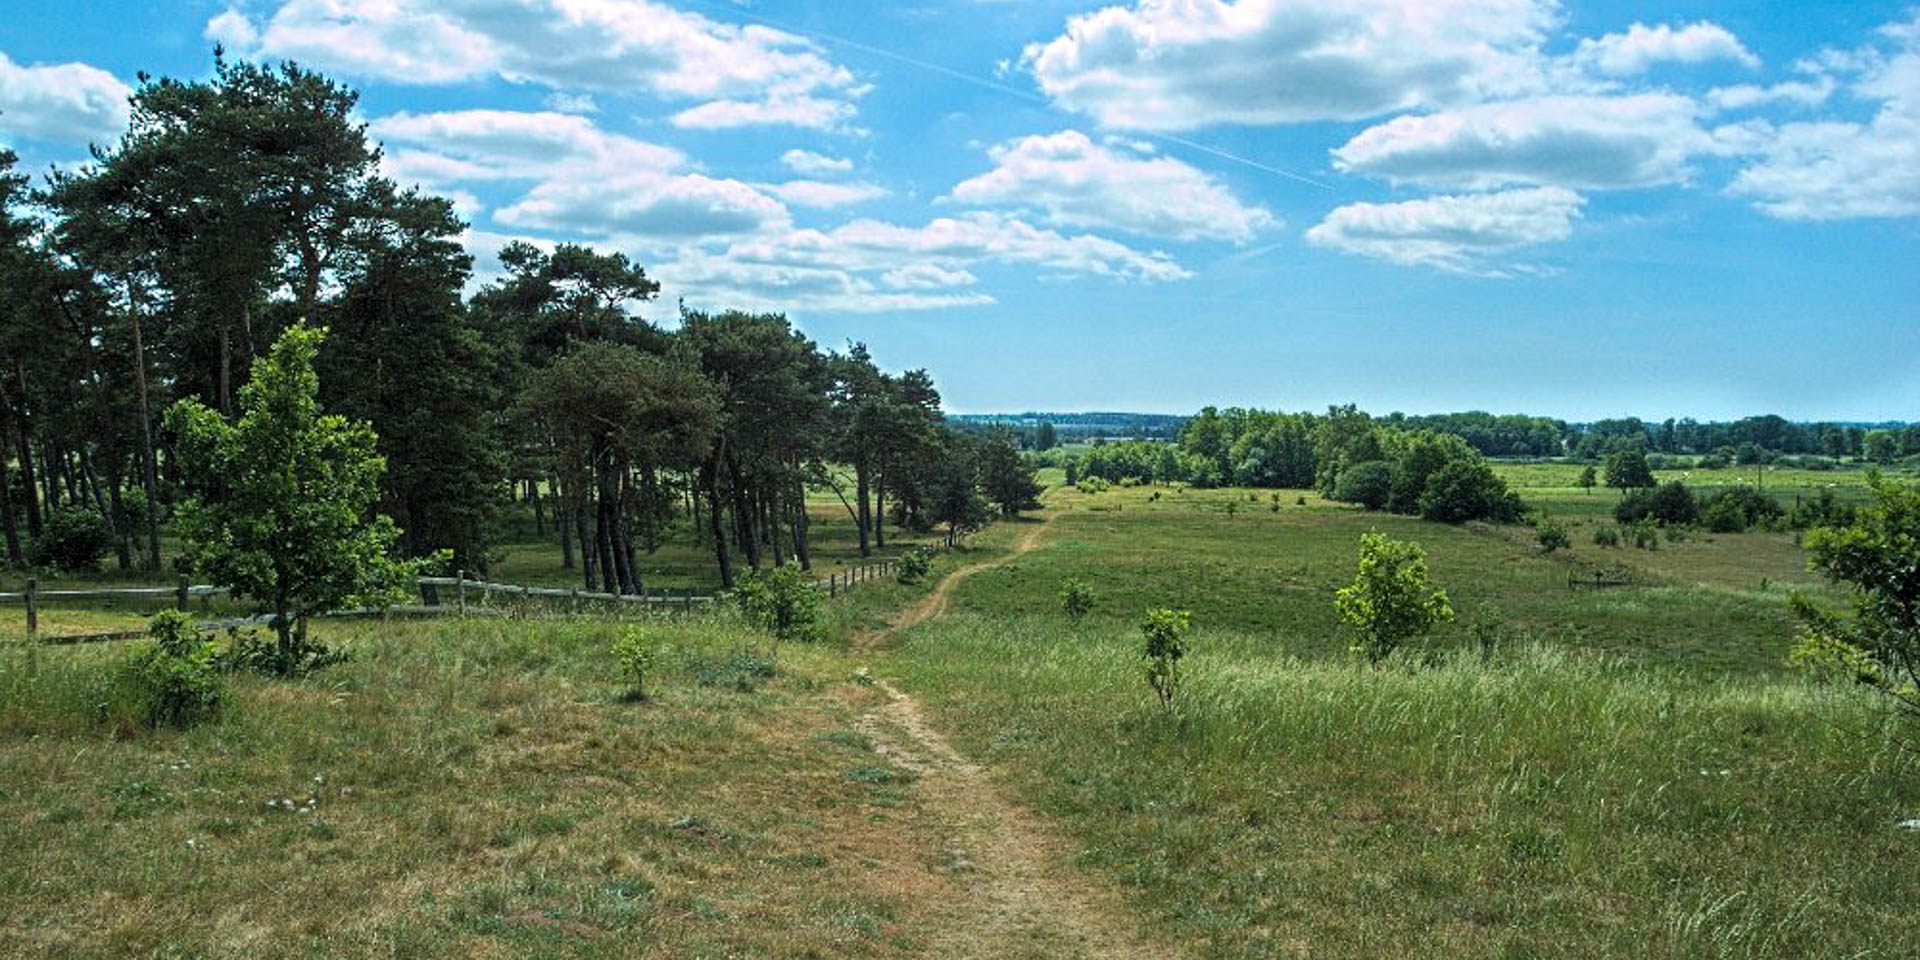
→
(890, 614, 1920, 958)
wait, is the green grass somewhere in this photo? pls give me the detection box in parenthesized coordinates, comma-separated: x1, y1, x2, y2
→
(7, 473, 1918, 958)
(863, 478, 1920, 956)
(885, 615, 1920, 959)
(0, 615, 950, 958)
(947, 483, 1836, 675)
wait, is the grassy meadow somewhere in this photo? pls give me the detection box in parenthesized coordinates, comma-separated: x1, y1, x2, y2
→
(877, 475, 1920, 958)
(5, 464, 1918, 958)
(0, 614, 975, 959)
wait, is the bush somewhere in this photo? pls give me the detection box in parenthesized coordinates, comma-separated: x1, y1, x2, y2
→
(1628, 520, 1661, 550)
(117, 611, 224, 729)
(1700, 486, 1781, 533)
(611, 627, 659, 700)
(216, 625, 348, 677)
(1649, 481, 1699, 526)
(1788, 478, 1920, 724)
(1333, 460, 1393, 510)
(1335, 532, 1454, 663)
(28, 508, 114, 572)
(896, 548, 932, 585)
(1788, 488, 1857, 530)
(1060, 578, 1095, 621)
(1616, 481, 1697, 527)
(1141, 608, 1190, 708)
(1592, 525, 1621, 548)
(733, 562, 825, 643)
(1536, 517, 1570, 554)
(1417, 459, 1523, 524)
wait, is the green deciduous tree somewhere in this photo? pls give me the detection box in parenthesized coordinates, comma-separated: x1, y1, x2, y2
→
(1788, 478, 1920, 724)
(165, 323, 420, 660)
(1335, 532, 1454, 662)
(1604, 448, 1656, 490)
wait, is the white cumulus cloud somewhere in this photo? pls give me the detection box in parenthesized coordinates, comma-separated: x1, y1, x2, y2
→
(1571, 22, 1759, 77)
(949, 130, 1276, 242)
(214, 0, 863, 130)
(1021, 0, 1558, 130)
(1726, 14, 1920, 220)
(1306, 186, 1585, 276)
(372, 109, 785, 240)
(780, 149, 854, 176)
(0, 51, 130, 146)
(1331, 94, 1714, 190)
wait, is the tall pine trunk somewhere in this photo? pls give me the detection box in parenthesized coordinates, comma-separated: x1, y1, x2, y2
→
(855, 462, 871, 557)
(575, 482, 596, 591)
(702, 455, 734, 588)
(0, 443, 19, 565)
(128, 287, 162, 570)
(555, 472, 573, 569)
(791, 475, 812, 571)
(107, 456, 131, 571)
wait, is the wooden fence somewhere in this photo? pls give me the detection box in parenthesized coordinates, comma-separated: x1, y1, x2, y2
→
(2, 552, 923, 644)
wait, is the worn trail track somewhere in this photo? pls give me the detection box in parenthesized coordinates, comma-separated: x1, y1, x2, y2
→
(853, 507, 1174, 958)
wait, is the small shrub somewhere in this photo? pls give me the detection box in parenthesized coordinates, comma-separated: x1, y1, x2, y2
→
(1536, 517, 1571, 554)
(1335, 532, 1454, 663)
(688, 651, 777, 692)
(1060, 578, 1096, 621)
(217, 625, 348, 677)
(896, 548, 932, 585)
(28, 508, 114, 572)
(1629, 520, 1661, 550)
(1141, 608, 1191, 708)
(116, 611, 224, 730)
(1295, 495, 1307, 506)
(1592, 525, 1621, 548)
(733, 562, 824, 643)
(1700, 485, 1782, 533)
(611, 627, 659, 700)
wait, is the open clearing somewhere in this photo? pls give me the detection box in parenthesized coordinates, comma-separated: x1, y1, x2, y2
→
(6, 473, 1919, 958)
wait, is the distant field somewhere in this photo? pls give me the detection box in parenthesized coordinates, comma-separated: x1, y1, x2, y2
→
(944, 480, 1839, 675)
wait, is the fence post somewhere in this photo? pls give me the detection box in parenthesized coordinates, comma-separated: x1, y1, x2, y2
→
(829, 572, 836, 598)
(522, 584, 531, 619)
(176, 576, 190, 612)
(25, 578, 37, 637)
(571, 589, 581, 616)
(684, 589, 693, 617)
(456, 569, 467, 617)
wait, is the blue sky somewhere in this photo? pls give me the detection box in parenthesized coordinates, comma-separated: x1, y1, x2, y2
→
(2, 0, 1915, 421)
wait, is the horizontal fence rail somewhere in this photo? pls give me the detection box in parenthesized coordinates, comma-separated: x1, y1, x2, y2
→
(5, 546, 944, 644)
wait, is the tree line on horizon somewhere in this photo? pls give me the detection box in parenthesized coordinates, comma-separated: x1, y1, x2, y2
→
(996, 407, 1920, 464)
(0, 53, 1042, 588)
